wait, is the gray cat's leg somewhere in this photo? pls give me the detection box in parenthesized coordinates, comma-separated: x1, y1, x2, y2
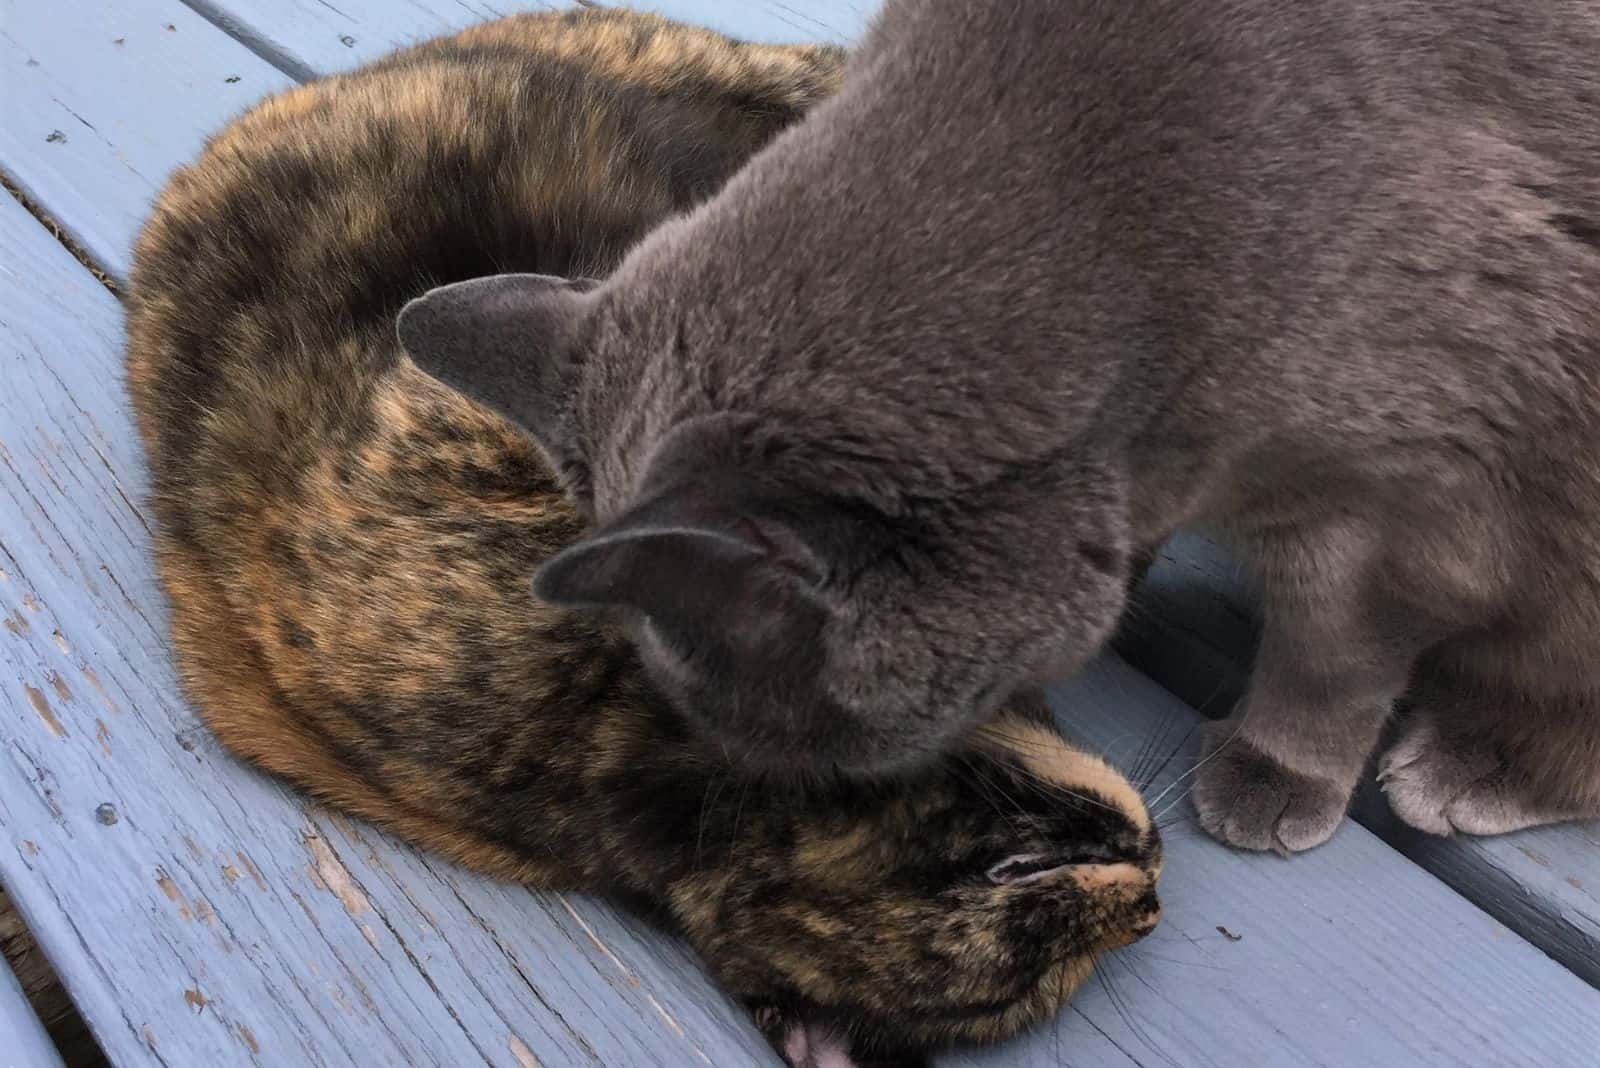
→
(1379, 677, 1600, 836)
(1192, 523, 1436, 853)
(1191, 640, 1407, 853)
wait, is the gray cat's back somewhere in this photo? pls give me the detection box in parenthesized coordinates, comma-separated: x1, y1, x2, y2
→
(590, 0, 1600, 505)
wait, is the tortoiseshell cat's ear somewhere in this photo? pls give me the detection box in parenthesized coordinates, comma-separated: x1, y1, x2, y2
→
(398, 273, 595, 482)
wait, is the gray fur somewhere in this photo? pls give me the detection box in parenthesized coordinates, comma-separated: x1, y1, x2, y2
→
(410, 0, 1600, 842)
(399, 274, 595, 490)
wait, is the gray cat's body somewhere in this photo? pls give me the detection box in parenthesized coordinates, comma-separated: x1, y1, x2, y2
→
(403, 0, 1600, 851)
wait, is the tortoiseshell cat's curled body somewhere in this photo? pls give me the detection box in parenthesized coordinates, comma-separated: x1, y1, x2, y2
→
(125, 11, 1160, 1064)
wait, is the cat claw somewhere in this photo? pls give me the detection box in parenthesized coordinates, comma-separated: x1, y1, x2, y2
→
(1379, 722, 1581, 837)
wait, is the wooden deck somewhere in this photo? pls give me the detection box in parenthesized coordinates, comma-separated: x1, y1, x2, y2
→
(0, 2, 1596, 1065)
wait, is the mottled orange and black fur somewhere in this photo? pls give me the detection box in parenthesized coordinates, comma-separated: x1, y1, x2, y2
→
(125, 10, 1160, 1063)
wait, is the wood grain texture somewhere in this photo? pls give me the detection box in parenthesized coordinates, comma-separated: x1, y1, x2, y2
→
(0, 0, 296, 281)
(4, 1, 1599, 1065)
(1119, 533, 1600, 989)
(0, 951, 67, 1068)
(0, 191, 778, 1068)
(951, 658, 1600, 1068)
(183, 0, 872, 80)
(0, 0, 874, 285)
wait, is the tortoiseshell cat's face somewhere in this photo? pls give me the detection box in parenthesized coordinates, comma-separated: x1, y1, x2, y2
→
(666, 709, 1162, 1062)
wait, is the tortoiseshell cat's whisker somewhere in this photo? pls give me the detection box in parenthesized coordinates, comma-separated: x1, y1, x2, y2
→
(1102, 957, 1178, 1068)
(984, 748, 1129, 818)
(693, 774, 725, 875)
(1139, 724, 1199, 798)
(954, 756, 1026, 838)
(1127, 707, 1189, 794)
(1128, 953, 1224, 972)
(1143, 716, 1249, 812)
(1121, 714, 1163, 793)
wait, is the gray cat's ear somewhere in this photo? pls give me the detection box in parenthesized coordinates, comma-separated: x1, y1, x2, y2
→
(398, 273, 594, 476)
(533, 488, 834, 642)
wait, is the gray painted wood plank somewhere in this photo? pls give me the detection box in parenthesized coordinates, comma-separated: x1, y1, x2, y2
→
(0, 0, 873, 286)
(1113, 532, 1257, 718)
(0, 0, 296, 281)
(0, 191, 778, 1068)
(5, 0, 1597, 1064)
(1351, 789, 1600, 987)
(184, 0, 873, 81)
(0, 953, 66, 1068)
(1118, 533, 1600, 988)
(949, 657, 1600, 1068)
(181, 0, 572, 80)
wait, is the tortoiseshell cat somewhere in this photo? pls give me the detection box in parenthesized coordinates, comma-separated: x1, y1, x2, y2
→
(124, 10, 1161, 1065)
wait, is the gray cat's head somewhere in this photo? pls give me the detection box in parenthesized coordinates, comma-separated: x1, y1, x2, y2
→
(400, 273, 1132, 778)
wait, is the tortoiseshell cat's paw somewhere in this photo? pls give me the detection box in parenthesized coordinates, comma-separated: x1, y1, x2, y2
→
(1378, 719, 1588, 837)
(1192, 723, 1351, 854)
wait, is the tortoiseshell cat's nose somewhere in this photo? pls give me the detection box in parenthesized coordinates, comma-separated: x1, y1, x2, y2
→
(1129, 906, 1163, 942)
(1099, 904, 1162, 950)
(1062, 861, 1162, 948)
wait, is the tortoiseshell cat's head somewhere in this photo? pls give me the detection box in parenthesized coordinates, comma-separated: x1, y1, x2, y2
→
(125, 9, 1160, 1064)
(671, 705, 1162, 1061)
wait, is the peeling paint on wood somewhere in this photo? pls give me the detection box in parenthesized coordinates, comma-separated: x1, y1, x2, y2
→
(304, 832, 370, 917)
(23, 684, 67, 738)
(508, 1033, 541, 1068)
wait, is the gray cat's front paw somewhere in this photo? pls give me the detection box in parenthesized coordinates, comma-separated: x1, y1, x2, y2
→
(1192, 724, 1351, 854)
(1379, 720, 1582, 837)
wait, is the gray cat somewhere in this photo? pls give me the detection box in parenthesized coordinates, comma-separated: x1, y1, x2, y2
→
(401, 0, 1600, 853)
